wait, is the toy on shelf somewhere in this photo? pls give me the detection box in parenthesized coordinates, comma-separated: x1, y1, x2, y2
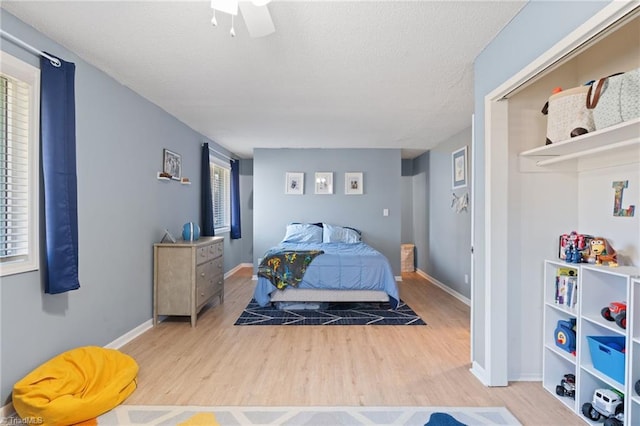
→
(581, 388, 624, 426)
(555, 318, 577, 355)
(555, 373, 576, 399)
(559, 231, 593, 263)
(586, 237, 618, 266)
(601, 302, 627, 329)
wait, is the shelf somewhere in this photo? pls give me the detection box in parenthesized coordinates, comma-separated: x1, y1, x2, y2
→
(546, 302, 578, 317)
(520, 118, 640, 167)
(545, 343, 577, 364)
(581, 363, 625, 392)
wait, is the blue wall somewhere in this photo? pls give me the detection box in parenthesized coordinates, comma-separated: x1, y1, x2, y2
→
(0, 10, 250, 403)
(253, 148, 402, 274)
(472, 0, 611, 377)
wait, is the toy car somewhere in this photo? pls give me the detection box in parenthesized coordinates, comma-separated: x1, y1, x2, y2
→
(555, 373, 575, 399)
(601, 302, 627, 329)
(582, 388, 624, 426)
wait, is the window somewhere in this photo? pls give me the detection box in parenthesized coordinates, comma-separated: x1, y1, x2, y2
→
(0, 52, 40, 276)
(210, 157, 230, 232)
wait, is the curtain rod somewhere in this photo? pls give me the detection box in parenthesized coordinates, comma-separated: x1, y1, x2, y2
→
(0, 30, 61, 67)
(202, 143, 236, 162)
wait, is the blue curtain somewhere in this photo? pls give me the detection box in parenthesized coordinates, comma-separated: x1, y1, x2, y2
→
(41, 54, 80, 294)
(230, 159, 241, 239)
(201, 143, 214, 236)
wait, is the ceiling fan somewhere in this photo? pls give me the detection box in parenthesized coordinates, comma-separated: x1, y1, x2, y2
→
(211, 0, 275, 38)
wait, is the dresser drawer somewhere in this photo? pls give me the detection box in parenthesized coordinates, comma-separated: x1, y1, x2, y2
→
(209, 241, 223, 259)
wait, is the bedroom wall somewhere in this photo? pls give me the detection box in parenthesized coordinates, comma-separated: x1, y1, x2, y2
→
(410, 152, 429, 275)
(473, 0, 612, 381)
(427, 127, 472, 299)
(0, 10, 250, 403)
(253, 148, 402, 275)
(401, 159, 414, 246)
(405, 128, 472, 300)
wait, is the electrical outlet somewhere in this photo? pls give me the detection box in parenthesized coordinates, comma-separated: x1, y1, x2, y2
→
(464, 274, 469, 284)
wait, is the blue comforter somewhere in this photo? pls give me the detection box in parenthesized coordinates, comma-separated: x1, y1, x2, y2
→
(254, 242, 399, 308)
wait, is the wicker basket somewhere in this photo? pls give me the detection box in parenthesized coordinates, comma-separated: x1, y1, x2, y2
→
(401, 244, 415, 272)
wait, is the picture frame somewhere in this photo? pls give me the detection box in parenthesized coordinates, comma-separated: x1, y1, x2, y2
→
(452, 146, 467, 189)
(344, 172, 363, 195)
(314, 172, 333, 195)
(285, 172, 304, 195)
(163, 148, 182, 180)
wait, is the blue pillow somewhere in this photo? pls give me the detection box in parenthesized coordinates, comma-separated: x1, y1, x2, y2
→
(323, 224, 361, 243)
(282, 223, 323, 243)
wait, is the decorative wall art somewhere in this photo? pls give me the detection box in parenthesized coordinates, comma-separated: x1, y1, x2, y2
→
(285, 172, 304, 195)
(612, 180, 635, 217)
(163, 149, 182, 180)
(452, 146, 467, 189)
(315, 172, 333, 195)
(345, 172, 363, 195)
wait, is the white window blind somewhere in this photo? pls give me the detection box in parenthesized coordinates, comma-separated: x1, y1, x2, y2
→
(0, 52, 39, 276)
(210, 160, 230, 231)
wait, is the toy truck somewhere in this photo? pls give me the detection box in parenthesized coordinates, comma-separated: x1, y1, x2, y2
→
(581, 388, 624, 426)
(601, 302, 627, 329)
(555, 373, 575, 399)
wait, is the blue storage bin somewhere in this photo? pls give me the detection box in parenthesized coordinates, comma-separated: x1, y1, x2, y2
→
(587, 335, 625, 384)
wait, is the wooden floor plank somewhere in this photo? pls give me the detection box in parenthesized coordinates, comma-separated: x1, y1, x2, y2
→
(120, 268, 583, 425)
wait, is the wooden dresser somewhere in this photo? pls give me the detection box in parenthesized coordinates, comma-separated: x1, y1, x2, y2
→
(153, 236, 224, 327)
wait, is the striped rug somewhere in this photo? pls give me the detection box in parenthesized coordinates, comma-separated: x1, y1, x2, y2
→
(95, 405, 521, 425)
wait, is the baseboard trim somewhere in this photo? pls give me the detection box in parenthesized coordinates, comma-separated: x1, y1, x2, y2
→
(509, 373, 542, 382)
(225, 263, 252, 279)
(416, 269, 470, 306)
(104, 319, 153, 350)
(470, 361, 490, 386)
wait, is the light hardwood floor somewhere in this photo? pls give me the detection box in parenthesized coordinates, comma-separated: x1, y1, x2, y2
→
(121, 268, 584, 425)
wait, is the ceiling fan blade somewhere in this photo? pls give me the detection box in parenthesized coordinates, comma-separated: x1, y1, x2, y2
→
(211, 0, 238, 16)
(238, 2, 275, 38)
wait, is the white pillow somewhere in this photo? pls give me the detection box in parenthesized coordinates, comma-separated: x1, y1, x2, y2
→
(323, 224, 361, 243)
(282, 223, 323, 243)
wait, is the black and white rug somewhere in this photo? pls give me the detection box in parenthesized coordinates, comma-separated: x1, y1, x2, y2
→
(234, 299, 426, 326)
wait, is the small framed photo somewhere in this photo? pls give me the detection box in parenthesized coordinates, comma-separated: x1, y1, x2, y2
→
(163, 149, 182, 180)
(285, 172, 304, 195)
(344, 172, 363, 195)
(452, 146, 467, 189)
(314, 172, 333, 195)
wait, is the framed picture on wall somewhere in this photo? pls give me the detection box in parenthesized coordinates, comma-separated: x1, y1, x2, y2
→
(452, 146, 467, 189)
(285, 172, 304, 195)
(315, 172, 333, 195)
(163, 148, 182, 180)
(344, 172, 363, 195)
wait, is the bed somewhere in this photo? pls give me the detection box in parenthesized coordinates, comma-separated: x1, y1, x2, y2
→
(254, 223, 400, 309)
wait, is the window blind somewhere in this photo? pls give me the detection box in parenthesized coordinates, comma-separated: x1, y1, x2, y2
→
(211, 162, 230, 230)
(0, 75, 30, 261)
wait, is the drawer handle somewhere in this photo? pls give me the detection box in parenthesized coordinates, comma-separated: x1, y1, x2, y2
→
(200, 272, 205, 277)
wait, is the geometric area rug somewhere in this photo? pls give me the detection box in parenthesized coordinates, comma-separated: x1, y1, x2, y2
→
(95, 405, 522, 425)
(234, 299, 426, 326)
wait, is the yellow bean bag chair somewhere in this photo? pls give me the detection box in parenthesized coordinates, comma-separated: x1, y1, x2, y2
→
(13, 346, 138, 426)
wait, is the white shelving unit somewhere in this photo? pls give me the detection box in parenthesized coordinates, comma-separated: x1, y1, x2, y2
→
(631, 277, 640, 421)
(542, 260, 580, 413)
(543, 261, 640, 425)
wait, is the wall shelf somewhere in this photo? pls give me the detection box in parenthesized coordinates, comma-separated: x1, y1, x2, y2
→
(520, 118, 640, 168)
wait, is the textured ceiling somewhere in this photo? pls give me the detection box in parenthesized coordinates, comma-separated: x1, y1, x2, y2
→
(1, 1, 526, 159)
